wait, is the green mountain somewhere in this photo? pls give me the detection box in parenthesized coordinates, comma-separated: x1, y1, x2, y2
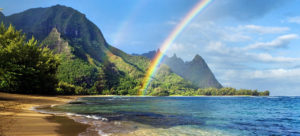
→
(0, 5, 194, 95)
(4, 5, 107, 62)
(134, 50, 222, 88)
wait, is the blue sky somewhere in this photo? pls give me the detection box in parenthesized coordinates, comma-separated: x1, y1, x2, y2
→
(1, 0, 300, 95)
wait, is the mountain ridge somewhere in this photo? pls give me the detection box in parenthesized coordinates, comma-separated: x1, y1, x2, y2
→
(134, 50, 222, 88)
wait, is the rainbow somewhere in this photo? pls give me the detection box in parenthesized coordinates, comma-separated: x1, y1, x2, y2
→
(140, 0, 212, 95)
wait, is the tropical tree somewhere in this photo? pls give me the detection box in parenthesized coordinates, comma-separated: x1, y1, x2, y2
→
(0, 23, 60, 94)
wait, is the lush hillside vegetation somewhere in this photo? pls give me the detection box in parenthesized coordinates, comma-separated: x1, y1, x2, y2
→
(0, 5, 269, 96)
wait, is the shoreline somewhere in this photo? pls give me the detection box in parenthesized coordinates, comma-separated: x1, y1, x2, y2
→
(0, 92, 89, 136)
(0, 93, 274, 136)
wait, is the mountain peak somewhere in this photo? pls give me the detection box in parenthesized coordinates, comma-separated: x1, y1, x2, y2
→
(52, 4, 68, 8)
(192, 54, 204, 62)
(48, 4, 85, 17)
(0, 12, 4, 17)
(42, 27, 71, 54)
(164, 53, 222, 88)
(50, 27, 60, 36)
(171, 53, 177, 58)
(7, 5, 107, 61)
(168, 53, 184, 63)
(132, 50, 157, 59)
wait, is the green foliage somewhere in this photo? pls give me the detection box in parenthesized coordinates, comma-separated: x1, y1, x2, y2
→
(0, 23, 59, 94)
(56, 82, 99, 95)
(56, 54, 98, 89)
(150, 87, 170, 96)
(259, 90, 270, 96)
(90, 68, 107, 94)
(56, 82, 84, 95)
(177, 87, 270, 96)
(108, 45, 150, 72)
(147, 64, 195, 96)
(97, 62, 140, 95)
(116, 77, 139, 95)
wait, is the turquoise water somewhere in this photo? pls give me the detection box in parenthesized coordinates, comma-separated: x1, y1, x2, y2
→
(45, 96, 300, 135)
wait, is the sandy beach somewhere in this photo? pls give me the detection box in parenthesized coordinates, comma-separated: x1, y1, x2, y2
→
(0, 92, 88, 136)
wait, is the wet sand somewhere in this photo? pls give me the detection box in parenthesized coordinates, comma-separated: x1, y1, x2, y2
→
(0, 92, 89, 136)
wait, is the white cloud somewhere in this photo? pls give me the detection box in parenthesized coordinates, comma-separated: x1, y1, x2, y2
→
(253, 53, 300, 63)
(204, 41, 300, 63)
(205, 41, 225, 54)
(249, 68, 300, 79)
(242, 25, 290, 34)
(187, 22, 251, 42)
(215, 68, 300, 95)
(287, 16, 300, 24)
(221, 32, 252, 42)
(165, 20, 178, 25)
(168, 43, 185, 51)
(244, 34, 299, 50)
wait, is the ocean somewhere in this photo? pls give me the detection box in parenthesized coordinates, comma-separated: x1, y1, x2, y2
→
(37, 96, 300, 136)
